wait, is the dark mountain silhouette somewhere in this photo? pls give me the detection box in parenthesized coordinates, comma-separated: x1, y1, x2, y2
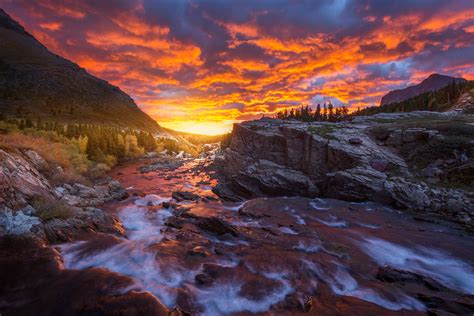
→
(0, 9, 161, 133)
(381, 73, 467, 105)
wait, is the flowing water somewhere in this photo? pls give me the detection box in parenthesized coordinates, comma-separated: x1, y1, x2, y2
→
(59, 158, 474, 315)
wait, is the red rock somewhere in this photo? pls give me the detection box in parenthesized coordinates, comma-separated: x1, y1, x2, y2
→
(370, 158, 389, 172)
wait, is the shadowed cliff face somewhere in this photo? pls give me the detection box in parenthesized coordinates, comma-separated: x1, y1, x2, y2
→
(0, 9, 161, 133)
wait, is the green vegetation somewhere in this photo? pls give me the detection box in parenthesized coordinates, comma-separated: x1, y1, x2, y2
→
(353, 80, 474, 116)
(307, 125, 337, 140)
(400, 121, 474, 169)
(0, 118, 195, 183)
(277, 104, 350, 122)
(370, 117, 474, 190)
(31, 196, 74, 222)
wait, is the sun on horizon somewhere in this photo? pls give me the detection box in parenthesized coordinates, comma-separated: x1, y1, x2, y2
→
(159, 119, 240, 135)
(3, 1, 473, 132)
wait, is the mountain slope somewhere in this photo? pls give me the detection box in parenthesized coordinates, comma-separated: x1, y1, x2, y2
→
(381, 73, 467, 105)
(0, 9, 161, 133)
(354, 79, 473, 116)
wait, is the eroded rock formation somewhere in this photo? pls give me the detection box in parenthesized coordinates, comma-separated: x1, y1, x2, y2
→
(214, 113, 474, 229)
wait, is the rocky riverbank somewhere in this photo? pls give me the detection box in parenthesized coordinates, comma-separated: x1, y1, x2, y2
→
(213, 112, 474, 231)
(1, 151, 474, 315)
(0, 148, 128, 243)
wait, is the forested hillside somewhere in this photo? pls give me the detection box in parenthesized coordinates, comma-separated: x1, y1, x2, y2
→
(354, 80, 474, 116)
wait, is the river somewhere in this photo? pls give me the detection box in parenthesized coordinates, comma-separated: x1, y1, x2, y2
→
(58, 157, 474, 315)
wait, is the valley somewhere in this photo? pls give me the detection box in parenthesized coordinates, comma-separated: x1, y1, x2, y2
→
(1, 3, 474, 316)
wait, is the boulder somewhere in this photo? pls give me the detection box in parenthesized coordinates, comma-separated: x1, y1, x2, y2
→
(23, 149, 48, 171)
(44, 207, 124, 243)
(57, 181, 127, 207)
(172, 191, 201, 202)
(442, 162, 474, 186)
(370, 158, 389, 172)
(326, 167, 387, 202)
(186, 246, 211, 258)
(0, 149, 52, 208)
(384, 179, 432, 210)
(376, 266, 474, 315)
(348, 137, 362, 145)
(196, 216, 239, 237)
(0, 206, 43, 238)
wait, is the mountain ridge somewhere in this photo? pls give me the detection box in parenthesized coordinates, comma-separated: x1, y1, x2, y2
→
(381, 73, 467, 105)
(0, 9, 161, 133)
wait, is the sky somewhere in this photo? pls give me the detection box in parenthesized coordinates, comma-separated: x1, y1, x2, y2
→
(2, 0, 474, 135)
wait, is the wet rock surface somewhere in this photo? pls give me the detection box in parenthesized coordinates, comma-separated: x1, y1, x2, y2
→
(43, 207, 125, 243)
(24, 158, 471, 315)
(2, 153, 474, 315)
(0, 236, 175, 316)
(172, 190, 201, 201)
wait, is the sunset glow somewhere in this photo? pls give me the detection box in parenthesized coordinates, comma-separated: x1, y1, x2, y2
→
(3, 0, 474, 134)
(160, 120, 240, 136)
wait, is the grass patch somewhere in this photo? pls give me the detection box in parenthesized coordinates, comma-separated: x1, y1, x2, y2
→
(307, 125, 337, 140)
(31, 196, 74, 222)
(0, 132, 72, 168)
(399, 133, 471, 170)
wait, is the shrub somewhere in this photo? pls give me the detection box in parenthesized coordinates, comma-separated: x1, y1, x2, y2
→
(0, 132, 71, 169)
(31, 195, 74, 222)
(88, 162, 111, 179)
(49, 168, 89, 186)
(0, 131, 91, 185)
(104, 154, 117, 168)
(0, 121, 18, 134)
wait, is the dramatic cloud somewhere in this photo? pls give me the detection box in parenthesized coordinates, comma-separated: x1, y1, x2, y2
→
(2, 0, 473, 134)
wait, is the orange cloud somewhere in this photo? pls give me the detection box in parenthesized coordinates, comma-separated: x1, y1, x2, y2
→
(3, 1, 473, 134)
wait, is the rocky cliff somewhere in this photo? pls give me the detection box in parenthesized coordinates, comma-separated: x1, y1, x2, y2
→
(0, 148, 127, 242)
(0, 9, 161, 133)
(214, 112, 474, 230)
(381, 74, 466, 105)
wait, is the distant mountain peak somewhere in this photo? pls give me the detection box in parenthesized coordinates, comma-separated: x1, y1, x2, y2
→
(381, 73, 467, 105)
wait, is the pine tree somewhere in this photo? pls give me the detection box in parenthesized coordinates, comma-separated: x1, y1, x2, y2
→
(25, 119, 33, 128)
(327, 103, 334, 122)
(36, 117, 43, 130)
(315, 104, 322, 121)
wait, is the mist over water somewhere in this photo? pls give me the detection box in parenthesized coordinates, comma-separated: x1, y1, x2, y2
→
(360, 237, 474, 295)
